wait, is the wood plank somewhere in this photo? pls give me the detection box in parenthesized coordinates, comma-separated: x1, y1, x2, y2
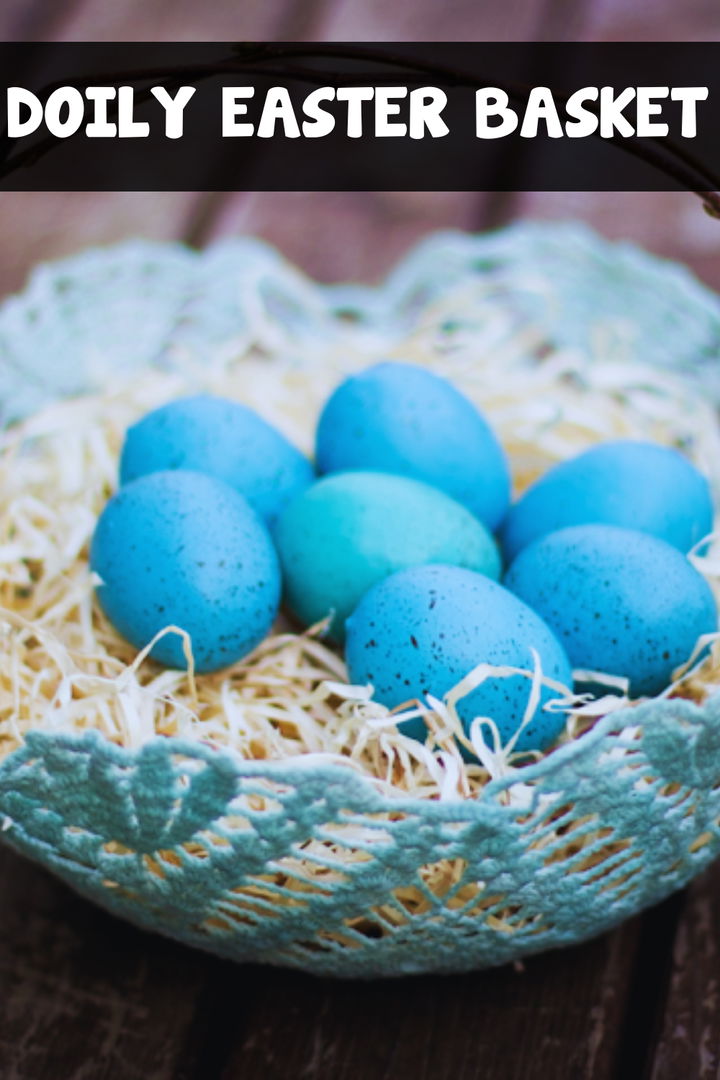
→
(55, 0, 302, 42)
(215, 922, 644, 1080)
(650, 862, 720, 1080)
(579, 0, 720, 41)
(0, 845, 225, 1080)
(319, 0, 562, 41)
(0, 3, 70, 40)
(206, 190, 483, 284)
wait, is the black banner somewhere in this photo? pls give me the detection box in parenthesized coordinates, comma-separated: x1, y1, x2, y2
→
(0, 42, 718, 192)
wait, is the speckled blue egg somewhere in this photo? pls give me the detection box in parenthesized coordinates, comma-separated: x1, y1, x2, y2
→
(90, 470, 281, 672)
(345, 564, 573, 754)
(315, 362, 511, 530)
(120, 394, 313, 526)
(275, 471, 501, 642)
(505, 523, 717, 697)
(500, 440, 713, 563)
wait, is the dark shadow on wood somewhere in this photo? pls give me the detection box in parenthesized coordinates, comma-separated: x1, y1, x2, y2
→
(610, 891, 686, 1080)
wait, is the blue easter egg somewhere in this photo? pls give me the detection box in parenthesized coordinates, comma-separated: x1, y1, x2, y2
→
(345, 564, 573, 754)
(500, 440, 713, 563)
(505, 523, 718, 697)
(316, 362, 510, 530)
(120, 394, 313, 526)
(90, 470, 281, 672)
(275, 471, 501, 641)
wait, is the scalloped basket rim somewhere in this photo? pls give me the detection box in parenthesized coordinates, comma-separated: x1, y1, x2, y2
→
(4, 693, 719, 820)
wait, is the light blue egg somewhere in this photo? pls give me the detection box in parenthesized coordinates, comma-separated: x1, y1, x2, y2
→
(120, 394, 313, 526)
(500, 440, 713, 563)
(275, 471, 501, 642)
(345, 564, 572, 754)
(316, 362, 510, 530)
(505, 523, 718, 697)
(90, 470, 281, 673)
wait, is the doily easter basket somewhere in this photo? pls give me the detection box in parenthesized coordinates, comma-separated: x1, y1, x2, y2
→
(3, 222, 720, 978)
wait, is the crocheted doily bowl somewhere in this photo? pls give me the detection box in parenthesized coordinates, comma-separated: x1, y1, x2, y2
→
(2, 223, 720, 979)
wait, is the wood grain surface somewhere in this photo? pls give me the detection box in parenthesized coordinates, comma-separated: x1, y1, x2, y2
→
(649, 862, 720, 1080)
(215, 920, 647, 1080)
(1, 3, 720, 1078)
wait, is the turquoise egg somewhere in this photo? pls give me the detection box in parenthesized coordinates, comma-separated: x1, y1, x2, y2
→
(345, 564, 572, 754)
(120, 394, 313, 526)
(275, 471, 501, 642)
(505, 523, 718, 697)
(500, 440, 713, 563)
(90, 470, 281, 673)
(315, 362, 511, 530)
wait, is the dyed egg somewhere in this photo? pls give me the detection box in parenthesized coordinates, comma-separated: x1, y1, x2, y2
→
(120, 394, 313, 526)
(500, 439, 713, 563)
(90, 470, 281, 672)
(505, 524, 717, 697)
(345, 564, 572, 753)
(315, 362, 511, 530)
(275, 471, 501, 641)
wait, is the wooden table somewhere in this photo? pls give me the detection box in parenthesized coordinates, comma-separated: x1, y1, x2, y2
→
(3, 4, 720, 1077)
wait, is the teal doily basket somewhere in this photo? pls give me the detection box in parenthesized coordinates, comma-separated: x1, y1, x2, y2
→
(3, 223, 720, 978)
